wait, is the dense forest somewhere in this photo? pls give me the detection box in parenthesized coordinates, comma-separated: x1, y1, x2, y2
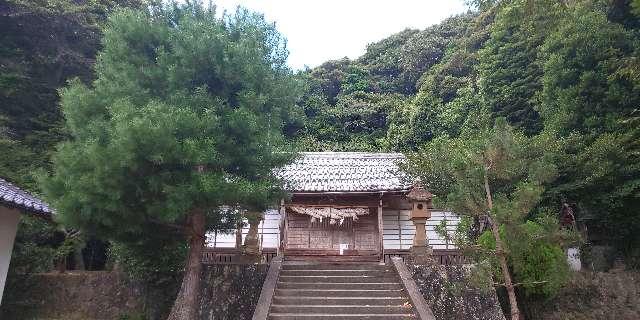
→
(1, 0, 639, 317)
(292, 0, 640, 267)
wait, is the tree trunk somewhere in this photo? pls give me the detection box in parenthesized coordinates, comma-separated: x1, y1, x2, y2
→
(489, 218, 520, 320)
(235, 222, 243, 249)
(167, 209, 206, 320)
(484, 170, 520, 320)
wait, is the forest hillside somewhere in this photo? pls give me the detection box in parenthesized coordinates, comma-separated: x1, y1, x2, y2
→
(1, 1, 639, 318)
(292, 0, 640, 266)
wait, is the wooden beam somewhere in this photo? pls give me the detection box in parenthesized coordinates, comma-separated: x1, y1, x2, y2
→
(283, 200, 289, 253)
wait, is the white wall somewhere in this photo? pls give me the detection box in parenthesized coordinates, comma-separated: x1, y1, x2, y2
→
(0, 207, 21, 304)
(206, 209, 281, 249)
(382, 209, 460, 250)
(205, 208, 459, 250)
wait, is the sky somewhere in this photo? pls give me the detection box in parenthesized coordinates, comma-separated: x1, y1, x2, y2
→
(213, 0, 469, 70)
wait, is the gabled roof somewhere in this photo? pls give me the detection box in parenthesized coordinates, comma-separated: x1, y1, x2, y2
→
(0, 178, 53, 216)
(277, 152, 412, 193)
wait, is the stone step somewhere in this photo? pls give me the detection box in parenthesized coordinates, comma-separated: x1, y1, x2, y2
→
(274, 288, 406, 297)
(270, 305, 412, 314)
(278, 275, 398, 283)
(280, 270, 391, 277)
(281, 263, 387, 271)
(272, 296, 409, 306)
(266, 262, 418, 320)
(268, 313, 417, 320)
(277, 282, 402, 290)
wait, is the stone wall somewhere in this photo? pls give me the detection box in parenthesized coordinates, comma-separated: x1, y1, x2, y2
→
(0, 271, 144, 319)
(198, 264, 269, 320)
(408, 263, 506, 320)
(0, 264, 269, 320)
(523, 269, 640, 320)
(407, 260, 640, 320)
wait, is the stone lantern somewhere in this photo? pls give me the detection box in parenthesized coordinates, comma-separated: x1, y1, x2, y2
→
(407, 180, 434, 264)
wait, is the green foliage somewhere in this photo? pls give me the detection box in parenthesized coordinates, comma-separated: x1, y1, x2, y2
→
(293, 0, 640, 276)
(388, 9, 496, 151)
(406, 119, 570, 298)
(478, 221, 569, 297)
(109, 239, 186, 284)
(361, 15, 475, 95)
(296, 14, 477, 151)
(8, 215, 57, 275)
(41, 2, 299, 251)
(538, 3, 640, 258)
(478, 0, 562, 135)
(0, 0, 146, 184)
(1, 0, 145, 276)
(634, 0, 640, 16)
(510, 221, 569, 297)
(298, 91, 406, 151)
(341, 65, 371, 94)
(539, 5, 637, 136)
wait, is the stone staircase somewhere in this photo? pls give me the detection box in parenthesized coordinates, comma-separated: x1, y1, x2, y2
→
(267, 262, 418, 319)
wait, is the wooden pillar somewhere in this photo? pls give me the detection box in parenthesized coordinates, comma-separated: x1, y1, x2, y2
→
(378, 197, 384, 263)
(278, 199, 285, 256)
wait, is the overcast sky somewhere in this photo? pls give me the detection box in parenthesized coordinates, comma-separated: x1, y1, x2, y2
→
(213, 0, 469, 70)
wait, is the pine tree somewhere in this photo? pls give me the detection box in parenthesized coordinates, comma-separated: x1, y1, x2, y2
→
(41, 3, 299, 319)
(406, 118, 570, 320)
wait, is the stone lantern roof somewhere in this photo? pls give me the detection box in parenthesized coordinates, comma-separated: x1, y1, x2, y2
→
(406, 181, 433, 202)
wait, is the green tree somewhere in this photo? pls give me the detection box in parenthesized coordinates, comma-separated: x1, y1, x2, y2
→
(360, 14, 474, 95)
(478, 0, 564, 135)
(0, 0, 145, 188)
(634, 0, 640, 16)
(539, 3, 640, 260)
(1, 0, 146, 281)
(406, 119, 569, 320)
(387, 9, 495, 151)
(41, 3, 299, 319)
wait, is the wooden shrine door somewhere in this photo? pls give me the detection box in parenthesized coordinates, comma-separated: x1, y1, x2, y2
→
(284, 208, 380, 260)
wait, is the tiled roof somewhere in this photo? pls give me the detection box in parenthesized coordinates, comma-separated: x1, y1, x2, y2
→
(277, 152, 412, 192)
(0, 178, 53, 216)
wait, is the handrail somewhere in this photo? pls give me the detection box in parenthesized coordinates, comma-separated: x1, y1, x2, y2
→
(202, 247, 464, 265)
(383, 249, 466, 265)
(391, 257, 437, 320)
(202, 247, 277, 265)
(251, 256, 282, 320)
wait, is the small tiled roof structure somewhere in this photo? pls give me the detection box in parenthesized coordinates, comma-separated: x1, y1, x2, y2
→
(406, 182, 433, 202)
(0, 178, 53, 216)
(277, 152, 412, 192)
